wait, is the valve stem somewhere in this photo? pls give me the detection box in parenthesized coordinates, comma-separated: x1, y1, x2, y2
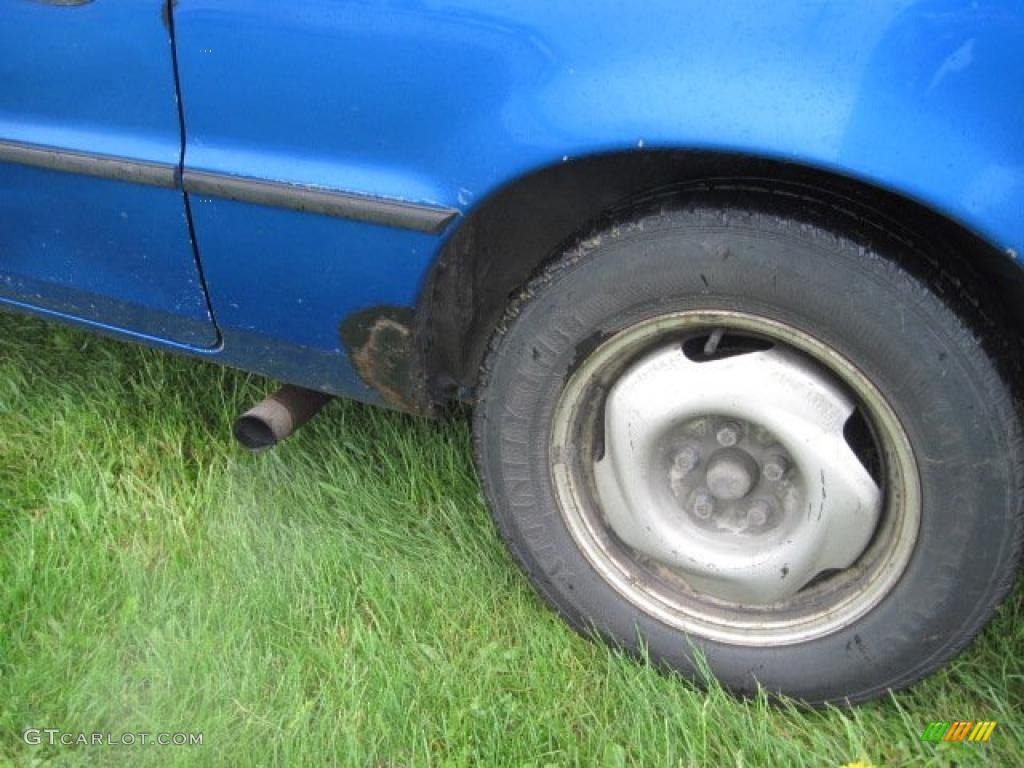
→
(703, 327, 726, 357)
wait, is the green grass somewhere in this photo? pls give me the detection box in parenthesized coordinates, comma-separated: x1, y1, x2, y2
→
(0, 311, 1020, 768)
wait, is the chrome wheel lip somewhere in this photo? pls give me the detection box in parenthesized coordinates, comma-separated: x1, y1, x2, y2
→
(549, 310, 921, 646)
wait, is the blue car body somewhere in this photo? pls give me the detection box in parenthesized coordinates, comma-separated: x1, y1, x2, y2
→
(2, 0, 1022, 410)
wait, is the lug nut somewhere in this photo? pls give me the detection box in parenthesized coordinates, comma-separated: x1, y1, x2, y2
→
(673, 446, 701, 475)
(716, 421, 742, 447)
(763, 453, 790, 481)
(747, 500, 772, 527)
(690, 418, 710, 437)
(692, 493, 715, 519)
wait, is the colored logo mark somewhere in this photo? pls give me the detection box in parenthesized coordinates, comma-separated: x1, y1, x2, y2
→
(920, 721, 996, 743)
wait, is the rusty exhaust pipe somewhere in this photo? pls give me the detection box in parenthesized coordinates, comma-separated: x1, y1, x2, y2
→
(233, 385, 333, 450)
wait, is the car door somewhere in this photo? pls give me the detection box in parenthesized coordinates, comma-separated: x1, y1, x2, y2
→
(0, 0, 218, 348)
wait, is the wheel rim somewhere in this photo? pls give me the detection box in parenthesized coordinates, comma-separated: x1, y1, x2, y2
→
(549, 310, 920, 645)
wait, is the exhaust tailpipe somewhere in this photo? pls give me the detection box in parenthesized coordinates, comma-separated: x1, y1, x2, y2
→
(233, 385, 332, 450)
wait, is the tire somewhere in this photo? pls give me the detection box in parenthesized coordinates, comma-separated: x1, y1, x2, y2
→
(473, 196, 1023, 705)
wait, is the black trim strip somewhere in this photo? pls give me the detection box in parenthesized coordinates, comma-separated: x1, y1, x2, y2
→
(0, 139, 176, 188)
(0, 138, 459, 234)
(183, 170, 458, 234)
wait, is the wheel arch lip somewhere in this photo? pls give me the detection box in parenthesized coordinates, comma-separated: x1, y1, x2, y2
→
(415, 144, 1024, 406)
(333, 0, 1024, 409)
(438, 136, 1022, 263)
(407, 1, 1022, 402)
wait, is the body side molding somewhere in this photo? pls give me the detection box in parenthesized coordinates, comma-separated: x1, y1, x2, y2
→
(182, 170, 458, 234)
(0, 139, 457, 234)
(0, 139, 176, 188)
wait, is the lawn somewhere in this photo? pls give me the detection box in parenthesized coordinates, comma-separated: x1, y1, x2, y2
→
(0, 312, 1020, 767)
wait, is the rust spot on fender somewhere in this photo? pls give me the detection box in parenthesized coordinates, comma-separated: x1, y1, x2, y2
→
(340, 306, 432, 415)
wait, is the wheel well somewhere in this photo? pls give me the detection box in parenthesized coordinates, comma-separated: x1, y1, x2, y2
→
(419, 150, 1023, 401)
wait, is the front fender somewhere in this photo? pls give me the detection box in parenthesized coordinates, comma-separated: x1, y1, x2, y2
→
(177, 0, 1024, 256)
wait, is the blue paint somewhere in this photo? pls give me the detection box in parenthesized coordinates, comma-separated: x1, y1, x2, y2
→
(0, 165, 217, 347)
(0, 0, 180, 162)
(0, 0, 217, 346)
(1, 0, 1022, 400)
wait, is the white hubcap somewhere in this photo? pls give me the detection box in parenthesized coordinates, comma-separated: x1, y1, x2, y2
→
(592, 345, 881, 605)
